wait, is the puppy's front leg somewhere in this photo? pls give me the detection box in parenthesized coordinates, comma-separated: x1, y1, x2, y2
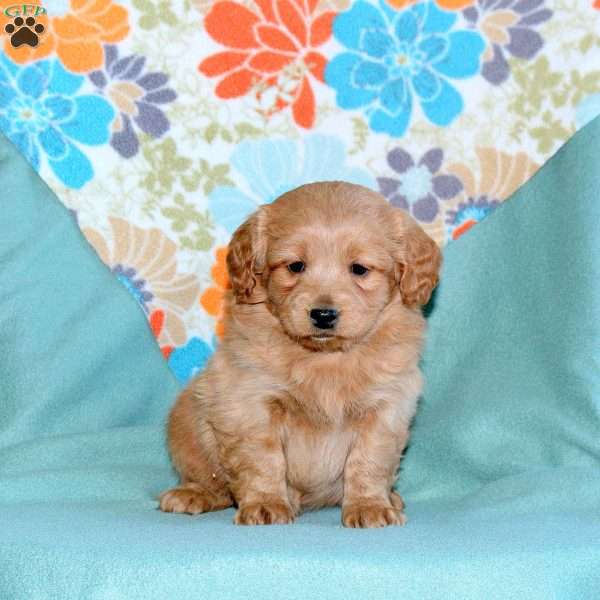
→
(226, 433, 295, 526)
(342, 418, 408, 528)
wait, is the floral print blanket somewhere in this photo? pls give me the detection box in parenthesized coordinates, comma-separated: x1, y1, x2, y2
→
(1, 0, 600, 384)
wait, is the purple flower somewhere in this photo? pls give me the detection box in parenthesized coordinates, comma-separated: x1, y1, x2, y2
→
(89, 45, 177, 158)
(464, 0, 552, 85)
(377, 147, 463, 223)
(112, 264, 154, 311)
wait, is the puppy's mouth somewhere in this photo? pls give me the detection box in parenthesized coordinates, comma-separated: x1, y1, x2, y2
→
(298, 332, 350, 352)
(310, 333, 335, 342)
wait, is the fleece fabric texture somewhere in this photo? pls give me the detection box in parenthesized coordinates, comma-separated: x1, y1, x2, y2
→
(0, 115, 599, 599)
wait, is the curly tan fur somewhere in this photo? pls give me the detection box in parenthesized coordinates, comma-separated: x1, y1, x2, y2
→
(159, 182, 441, 528)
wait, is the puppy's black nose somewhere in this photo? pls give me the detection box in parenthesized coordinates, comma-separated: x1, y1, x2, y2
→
(310, 308, 338, 329)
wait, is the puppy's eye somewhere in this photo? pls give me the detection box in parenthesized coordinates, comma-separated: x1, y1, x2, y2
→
(351, 263, 369, 276)
(288, 261, 305, 273)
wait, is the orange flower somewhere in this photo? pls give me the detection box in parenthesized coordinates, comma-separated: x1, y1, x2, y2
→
(451, 219, 477, 240)
(149, 309, 174, 359)
(385, 0, 415, 7)
(437, 0, 474, 7)
(199, 0, 335, 128)
(200, 247, 231, 339)
(0, 0, 129, 73)
(594, 0, 600, 9)
(386, 0, 473, 9)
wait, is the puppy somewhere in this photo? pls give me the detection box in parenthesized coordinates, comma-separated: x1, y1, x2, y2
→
(159, 181, 441, 528)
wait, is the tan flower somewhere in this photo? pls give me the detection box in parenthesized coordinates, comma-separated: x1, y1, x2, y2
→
(83, 217, 200, 346)
(317, 0, 351, 11)
(444, 148, 539, 240)
(479, 10, 518, 61)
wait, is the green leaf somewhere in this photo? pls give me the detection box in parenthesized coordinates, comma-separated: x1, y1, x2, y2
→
(204, 123, 218, 143)
(142, 145, 153, 163)
(181, 228, 215, 252)
(173, 156, 192, 172)
(513, 68, 527, 89)
(139, 14, 159, 30)
(235, 122, 263, 140)
(349, 116, 368, 154)
(220, 128, 233, 143)
(181, 170, 203, 192)
(213, 164, 230, 178)
(180, 235, 193, 249)
(204, 180, 215, 195)
(160, 6, 179, 26)
(159, 138, 174, 154)
(581, 72, 600, 92)
(142, 173, 156, 191)
(193, 232, 214, 252)
(567, 70, 600, 107)
(139, 137, 198, 198)
(551, 87, 569, 108)
(580, 33, 594, 54)
(530, 113, 570, 154)
(162, 198, 215, 251)
(133, 0, 153, 11)
(509, 56, 565, 118)
(161, 207, 178, 218)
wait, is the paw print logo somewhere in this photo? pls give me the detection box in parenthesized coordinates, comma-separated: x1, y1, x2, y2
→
(5, 15, 45, 48)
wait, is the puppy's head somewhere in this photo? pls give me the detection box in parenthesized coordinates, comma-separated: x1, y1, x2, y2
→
(227, 182, 441, 351)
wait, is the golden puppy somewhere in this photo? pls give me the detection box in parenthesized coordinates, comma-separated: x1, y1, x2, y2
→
(159, 181, 441, 528)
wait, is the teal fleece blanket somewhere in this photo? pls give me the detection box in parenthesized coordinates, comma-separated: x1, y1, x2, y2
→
(1, 116, 599, 599)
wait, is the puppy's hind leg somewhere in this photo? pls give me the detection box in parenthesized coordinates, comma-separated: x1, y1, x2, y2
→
(159, 385, 233, 515)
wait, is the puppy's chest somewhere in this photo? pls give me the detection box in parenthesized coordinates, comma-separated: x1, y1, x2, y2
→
(282, 417, 354, 499)
(283, 354, 388, 424)
(288, 369, 374, 425)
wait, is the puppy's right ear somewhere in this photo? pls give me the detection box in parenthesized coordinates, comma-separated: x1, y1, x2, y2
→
(226, 208, 269, 304)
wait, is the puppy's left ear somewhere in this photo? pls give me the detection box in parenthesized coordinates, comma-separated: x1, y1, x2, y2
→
(389, 207, 442, 308)
(227, 207, 269, 304)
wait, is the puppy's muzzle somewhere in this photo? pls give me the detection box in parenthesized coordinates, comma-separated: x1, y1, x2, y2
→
(310, 308, 338, 330)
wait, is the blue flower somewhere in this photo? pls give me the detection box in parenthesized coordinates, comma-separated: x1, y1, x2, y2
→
(325, 0, 485, 137)
(0, 55, 114, 189)
(208, 134, 376, 234)
(446, 195, 499, 240)
(168, 337, 215, 384)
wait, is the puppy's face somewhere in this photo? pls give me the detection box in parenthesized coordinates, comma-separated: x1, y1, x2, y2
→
(266, 220, 396, 350)
(227, 182, 441, 351)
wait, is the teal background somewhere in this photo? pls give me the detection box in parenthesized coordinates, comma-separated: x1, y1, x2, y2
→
(0, 115, 599, 598)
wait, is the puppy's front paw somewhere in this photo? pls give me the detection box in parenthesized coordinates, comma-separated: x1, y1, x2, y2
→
(235, 501, 295, 525)
(159, 487, 211, 515)
(342, 502, 406, 528)
(390, 491, 405, 511)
